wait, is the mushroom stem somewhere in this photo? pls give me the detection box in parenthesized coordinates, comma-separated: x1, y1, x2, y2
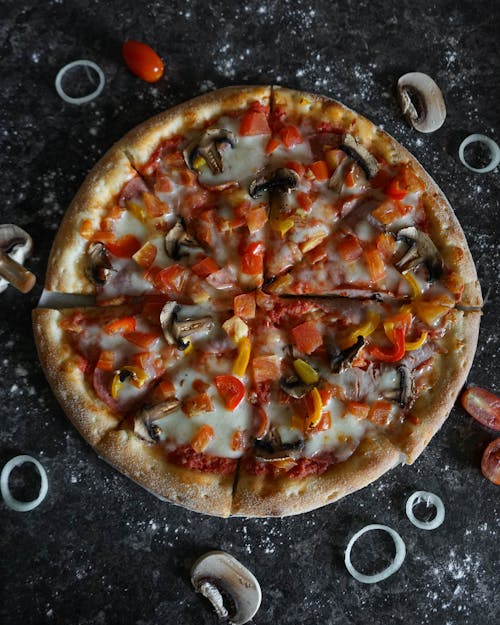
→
(0, 250, 36, 293)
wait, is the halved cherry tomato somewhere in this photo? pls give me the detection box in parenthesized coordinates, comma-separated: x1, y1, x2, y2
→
(214, 374, 245, 411)
(240, 111, 271, 136)
(481, 438, 500, 485)
(122, 40, 164, 83)
(461, 387, 500, 431)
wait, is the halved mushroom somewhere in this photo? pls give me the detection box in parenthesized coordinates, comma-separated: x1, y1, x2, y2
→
(191, 551, 262, 625)
(396, 226, 444, 282)
(160, 302, 214, 350)
(183, 129, 237, 174)
(164, 220, 202, 260)
(134, 398, 180, 442)
(328, 157, 355, 193)
(340, 133, 379, 178)
(254, 427, 304, 462)
(383, 365, 414, 408)
(330, 336, 365, 373)
(0, 224, 36, 294)
(280, 375, 313, 399)
(85, 241, 115, 285)
(249, 167, 299, 199)
(397, 72, 446, 133)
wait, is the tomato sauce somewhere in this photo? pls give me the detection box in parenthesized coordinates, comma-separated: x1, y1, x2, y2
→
(242, 454, 334, 479)
(168, 445, 237, 475)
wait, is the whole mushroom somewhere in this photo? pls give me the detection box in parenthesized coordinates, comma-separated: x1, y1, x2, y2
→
(0, 224, 36, 294)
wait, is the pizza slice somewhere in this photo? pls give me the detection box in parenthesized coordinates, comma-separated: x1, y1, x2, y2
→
(264, 87, 482, 308)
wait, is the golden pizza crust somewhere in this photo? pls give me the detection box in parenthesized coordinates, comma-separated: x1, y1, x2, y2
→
(32, 308, 123, 445)
(96, 429, 235, 517)
(231, 434, 402, 517)
(386, 310, 481, 463)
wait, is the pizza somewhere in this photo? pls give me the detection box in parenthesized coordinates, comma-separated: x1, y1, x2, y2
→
(32, 86, 482, 517)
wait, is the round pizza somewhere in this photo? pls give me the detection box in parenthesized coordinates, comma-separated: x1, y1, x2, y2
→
(32, 86, 482, 517)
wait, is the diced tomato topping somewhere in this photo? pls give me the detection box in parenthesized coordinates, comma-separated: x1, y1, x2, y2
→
(132, 241, 157, 269)
(148, 378, 176, 404)
(153, 264, 188, 293)
(306, 242, 328, 266)
(124, 331, 161, 349)
(240, 241, 264, 275)
(190, 424, 215, 453)
(319, 383, 344, 403)
(253, 406, 269, 438)
(367, 400, 393, 426)
(252, 355, 281, 384)
(309, 411, 332, 433)
(246, 205, 268, 232)
(336, 233, 363, 262)
(231, 429, 247, 451)
(364, 247, 386, 282)
(399, 163, 425, 193)
(141, 192, 168, 217)
(192, 378, 210, 394)
(214, 374, 245, 411)
(285, 160, 306, 177)
(106, 234, 142, 258)
(385, 177, 407, 200)
(481, 438, 500, 485)
(370, 168, 392, 189)
(279, 125, 303, 148)
(90, 231, 117, 244)
(180, 170, 198, 187)
(240, 111, 271, 136)
(461, 387, 500, 431)
(291, 320, 323, 355)
(249, 100, 270, 114)
(191, 256, 219, 278)
(345, 401, 370, 420)
(96, 350, 115, 372)
(234, 292, 256, 319)
(79, 219, 94, 239)
(265, 135, 281, 154)
(296, 191, 313, 212)
(372, 199, 410, 225)
(154, 175, 172, 194)
(309, 160, 329, 181)
(103, 316, 137, 335)
(182, 392, 214, 417)
(376, 232, 397, 259)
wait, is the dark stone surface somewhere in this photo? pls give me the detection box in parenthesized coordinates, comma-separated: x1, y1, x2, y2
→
(1, 1, 499, 624)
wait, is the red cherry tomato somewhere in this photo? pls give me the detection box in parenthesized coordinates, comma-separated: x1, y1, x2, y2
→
(122, 40, 164, 83)
(481, 438, 500, 485)
(461, 386, 500, 431)
(214, 375, 245, 411)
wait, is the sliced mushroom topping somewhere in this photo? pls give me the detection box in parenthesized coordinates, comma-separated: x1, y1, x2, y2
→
(164, 220, 202, 260)
(254, 428, 304, 462)
(191, 551, 262, 625)
(340, 133, 379, 178)
(183, 129, 237, 174)
(248, 167, 299, 199)
(160, 302, 214, 350)
(85, 241, 115, 285)
(134, 398, 180, 442)
(330, 336, 365, 373)
(279, 375, 313, 399)
(397, 72, 446, 133)
(0, 224, 36, 294)
(398, 365, 414, 408)
(328, 156, 355, 192)
(396, 226, 444, 282)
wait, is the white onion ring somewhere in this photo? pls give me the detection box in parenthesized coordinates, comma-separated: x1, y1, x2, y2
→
(1, 455, 48, 512)
(55, 59, 105, 105)
(458, 134, 500, 173)
(405, 490, 445, 530)
(344, 524, 406, 584)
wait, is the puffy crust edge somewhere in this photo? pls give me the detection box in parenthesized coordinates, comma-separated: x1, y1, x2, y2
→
(96, 429, 234, 518)
(32, 308, 122, 445)
(231, 434, 402, 517)
(272, 86, 482, 308)
(388, 310, 481, 463)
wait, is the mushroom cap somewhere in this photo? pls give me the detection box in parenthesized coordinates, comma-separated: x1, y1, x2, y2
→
(85, 241, 114, 285)
(191, 551, 262, 625)
(396, 226, 444, 282)
(248, 167, 299, 198)
(397, 72, 446, 133)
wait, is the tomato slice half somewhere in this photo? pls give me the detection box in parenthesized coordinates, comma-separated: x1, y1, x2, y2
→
(481, 438, 500, 485)
(461, 386, 500, 431)
(214, 374, 245, 411)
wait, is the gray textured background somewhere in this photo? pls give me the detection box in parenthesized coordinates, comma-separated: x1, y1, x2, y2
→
(1, 1, 499, 624)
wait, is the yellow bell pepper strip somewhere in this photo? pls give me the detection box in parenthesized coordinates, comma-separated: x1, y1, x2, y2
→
(305, 387, 323, 430)
(293, 358, 319, 385)
(233, 337, 251, 377)
(126, 200, 147, 223)
(405, 330, 428, 351)
(183, 339, 194, 356)
(403, 271, 422, 298)
(270, 214, 295, 236)
(413, 300, 452, 326)
(111, 366, 148, 399)
(337, 310, 381, 350)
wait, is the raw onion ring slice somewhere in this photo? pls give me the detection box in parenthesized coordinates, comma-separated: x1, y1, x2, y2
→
(458, 134, 499, 173)
(344, 523, 406, 584)
(1, 455, 48, 512)
(55, 59, 105, 105)
(405, 490, 445, 530)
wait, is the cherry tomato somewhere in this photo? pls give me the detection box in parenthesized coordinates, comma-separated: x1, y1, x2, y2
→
(461, 386, 500, 431)
(481, 438, 500, 485)
(122, 40, 164, 83)
(214, 375, 245, 411)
